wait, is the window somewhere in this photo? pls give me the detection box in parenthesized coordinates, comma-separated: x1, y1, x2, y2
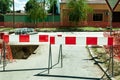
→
(93, 14, 103, 21)
(113, 12, 120, 22)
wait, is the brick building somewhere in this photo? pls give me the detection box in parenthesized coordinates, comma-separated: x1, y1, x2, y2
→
(60, 0, 120, 28)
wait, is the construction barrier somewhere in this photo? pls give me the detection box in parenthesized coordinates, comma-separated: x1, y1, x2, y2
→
(50, 35, 113, 46)
(3, 34, 49, 45)
(0, 32, 115, 80)
(2, 34, 113, 46)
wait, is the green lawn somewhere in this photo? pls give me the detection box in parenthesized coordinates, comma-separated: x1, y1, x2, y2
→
(0, 27, 120, 32)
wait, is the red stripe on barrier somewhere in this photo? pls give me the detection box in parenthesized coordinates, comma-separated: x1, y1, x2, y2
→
(65, 37, 76, 45)
(3, 35, 9, 43)
(86, 37, 97, 45)
(19, 35, 29, 42)
(50, 36, 55, 44)
(39, 35, 48, 42)
(108, 37, 113, 45)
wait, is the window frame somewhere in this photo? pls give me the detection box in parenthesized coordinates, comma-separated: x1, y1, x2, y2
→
(93, 13, 103, 21)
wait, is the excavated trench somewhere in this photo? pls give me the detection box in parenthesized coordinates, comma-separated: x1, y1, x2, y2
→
(10, 45, 39, 59)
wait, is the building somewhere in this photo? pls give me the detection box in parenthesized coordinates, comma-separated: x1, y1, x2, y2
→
(0, 0, 120, 28)
(60, 0, 120, 28)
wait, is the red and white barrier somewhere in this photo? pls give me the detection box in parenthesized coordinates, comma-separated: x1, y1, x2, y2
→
(3, 34, 49, 45)
(50, 35, 113, 46)
(2, 34, 113, 46)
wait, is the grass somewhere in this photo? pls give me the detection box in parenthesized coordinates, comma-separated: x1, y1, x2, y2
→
(35, 27, 105, 32)
(0, 27, 120, 32)
(36, 27, 120, 32)
(0, 28, 13, 32)
(80, 27, 104, 31)
(36, 28, 57, 32)
(92, 46, 120, 78)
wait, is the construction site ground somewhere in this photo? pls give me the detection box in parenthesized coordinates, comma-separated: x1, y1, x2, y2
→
(0, 32, 104, 80)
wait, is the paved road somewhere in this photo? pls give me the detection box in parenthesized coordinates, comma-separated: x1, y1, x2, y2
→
(0, 32, 104, 80)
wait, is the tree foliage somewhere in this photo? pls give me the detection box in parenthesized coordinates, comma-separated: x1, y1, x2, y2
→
(25, 0, 47, 25)
(48, 0, 58, 15)
(67, 0, 92, 24)
(25, 0, 36, 12)
(0, 0, 12, 14)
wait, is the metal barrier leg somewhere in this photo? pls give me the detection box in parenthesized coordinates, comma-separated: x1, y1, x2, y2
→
(111, 45, 114, 77)
(60, 44, 63, 68)
(3, 42, 6, 71)
(52, 44, 63, 68)
(48, 44, 52, 74)
(48, 44, 63, 74)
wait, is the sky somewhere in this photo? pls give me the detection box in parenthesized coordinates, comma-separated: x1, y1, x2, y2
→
(11, 0, 61, 11)
(11, 0, 29, 11)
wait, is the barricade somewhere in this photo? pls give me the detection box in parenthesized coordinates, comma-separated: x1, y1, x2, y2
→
(1, 33, 114, 79)
(36, 34, 114, 80)
(3, 34, 50, 45)
(50, 34, 113, 46)
(1, 34, 51, 71)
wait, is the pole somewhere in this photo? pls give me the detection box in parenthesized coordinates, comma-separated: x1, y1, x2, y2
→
(13, 0, 15, 28)
(48, 44, 52, 74)
(48, 44, 50, 74)
(110, 11, 114, 77)
(60, 44, 63, 68)
(43, 0, 45, 28)
(52, 0, 55, 26)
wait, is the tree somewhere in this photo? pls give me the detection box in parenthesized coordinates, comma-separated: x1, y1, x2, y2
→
(25, 0, 47, 26)
(67, 0, 92, 25)
(25, 0, 35, 12)
(0, 0, 12, 14)
(48, 0, 58, 15)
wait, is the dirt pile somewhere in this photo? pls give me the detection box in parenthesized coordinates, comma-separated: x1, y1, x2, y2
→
(10, 45, 38, 59)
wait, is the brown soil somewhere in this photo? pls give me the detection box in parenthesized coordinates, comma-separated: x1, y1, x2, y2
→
(10, 45, 38, 59)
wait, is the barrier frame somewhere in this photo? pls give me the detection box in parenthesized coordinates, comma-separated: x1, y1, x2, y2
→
(0, 34, 114, 80)
(0, 43, 51, 72)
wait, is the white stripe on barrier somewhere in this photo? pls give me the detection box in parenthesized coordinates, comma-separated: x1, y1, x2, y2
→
(56, 36, 64, 45)
(98, 37, 108, 45)
(9, 35, 19, 42)
(76, 37, 86, 45)
(30, 35, 39, 42)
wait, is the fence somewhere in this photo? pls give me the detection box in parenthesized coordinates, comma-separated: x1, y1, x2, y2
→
(0, 21, 120, 28)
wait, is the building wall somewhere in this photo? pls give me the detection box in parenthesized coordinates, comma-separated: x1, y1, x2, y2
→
(1, 2, 120, 28)
(60, 3, 120, 28)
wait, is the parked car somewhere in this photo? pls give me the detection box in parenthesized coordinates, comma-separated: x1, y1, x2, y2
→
(15, 28, 37, 35)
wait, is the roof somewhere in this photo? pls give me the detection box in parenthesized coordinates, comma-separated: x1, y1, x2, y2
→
(61, 0, 106, 4)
